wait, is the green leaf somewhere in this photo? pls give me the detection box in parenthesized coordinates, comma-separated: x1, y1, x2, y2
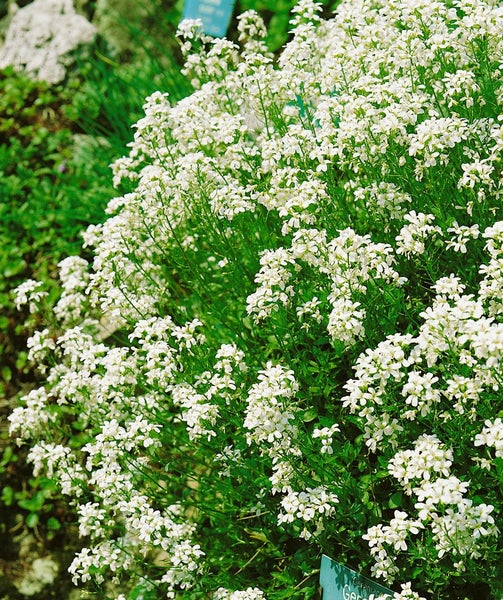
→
(15, 351, 28, 371)
(3, 258, 26, 278)
(1, 445, 15, 466)
(245, 528, 270, 543)
(1, 485, 14, 506)
(18, 491, 46, 512)
(25, 512, 39, 528)
(302, 408, 318, 423)
(1, 365, 11, 382)
(388, 491, 403, 509)
(47, 517, 62, 531)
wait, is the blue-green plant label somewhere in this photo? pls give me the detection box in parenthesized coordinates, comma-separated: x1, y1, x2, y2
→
(320, 555, 394, 600)
(182, 0, 236, 37)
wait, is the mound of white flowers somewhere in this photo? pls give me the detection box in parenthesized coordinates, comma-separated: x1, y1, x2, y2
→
(11, 1, 503, 598)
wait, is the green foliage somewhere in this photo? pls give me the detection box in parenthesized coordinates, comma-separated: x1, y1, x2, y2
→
(0, 67, 113, 401)
(66, 44, 192, 153)
(0, 444, 63, 536)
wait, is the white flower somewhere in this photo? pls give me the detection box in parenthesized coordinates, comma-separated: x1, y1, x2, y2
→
(474, 418, 503, 458)
(445, 222, 480, 254)
(388, 436, 453, 490)
(214, 587, 266, 600)
(278, 486, 338, 526)
(12, 279, 47, 313)
(396, 212, 441, 258)
(432, 274, 466, 299)
(244, 363, 299, 446)
(312, 423, 340, 454)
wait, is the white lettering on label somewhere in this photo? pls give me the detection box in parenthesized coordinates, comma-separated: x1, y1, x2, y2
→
(342, 584, 367, 600)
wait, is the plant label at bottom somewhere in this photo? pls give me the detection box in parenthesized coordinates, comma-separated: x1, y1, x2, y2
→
(320, 555, 394, 600)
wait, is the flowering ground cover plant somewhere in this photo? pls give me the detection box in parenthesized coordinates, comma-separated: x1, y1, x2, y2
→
(10, 0, 503, 598)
